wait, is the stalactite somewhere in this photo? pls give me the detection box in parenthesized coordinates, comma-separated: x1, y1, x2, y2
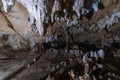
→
(97, 10, 120, 30)
(1, 0, 120, 36)
(51, 0, 61, 23)
(73, 0, 84, 18)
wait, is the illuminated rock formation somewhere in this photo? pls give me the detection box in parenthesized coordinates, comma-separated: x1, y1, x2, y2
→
(0, 0, 120, 50)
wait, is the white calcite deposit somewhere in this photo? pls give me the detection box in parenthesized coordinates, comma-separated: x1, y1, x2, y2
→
(2, 0, 45, 35)
(2, 0, 112, 36)
(73, 0, 84, 18)
(97, 10, 120, 30)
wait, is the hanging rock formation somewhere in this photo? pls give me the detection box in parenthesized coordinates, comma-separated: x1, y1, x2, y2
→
(0, 0, 120, 50)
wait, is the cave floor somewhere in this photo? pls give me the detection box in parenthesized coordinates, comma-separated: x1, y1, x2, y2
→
(0, 48, 120, 80)
(0, 48, 68, 80)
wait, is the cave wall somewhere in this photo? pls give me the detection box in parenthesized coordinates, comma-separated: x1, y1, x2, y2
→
(0, 0, 120, 50)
